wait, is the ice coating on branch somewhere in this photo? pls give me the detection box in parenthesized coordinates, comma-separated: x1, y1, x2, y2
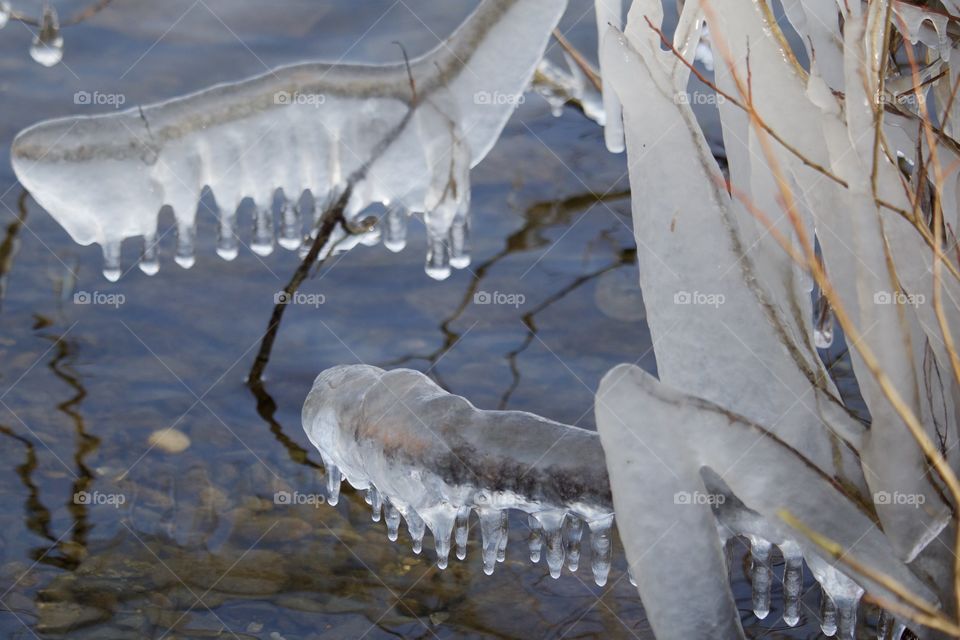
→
(532, 56, 605, 123)
(301, 364, 615, 585)
(594, 0, 625, 152)
(595, 3, 959, 635)
(11, 0, 570, 281)
(29, 5, 63, 68)
(596, 365, 937, 640)
(304, 365, 914, 624)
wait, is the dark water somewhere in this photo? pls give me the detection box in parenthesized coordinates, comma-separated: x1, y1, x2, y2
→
(0, 1, 875, 638)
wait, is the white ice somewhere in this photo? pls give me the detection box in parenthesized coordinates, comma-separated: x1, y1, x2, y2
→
(301, 364, 615, 585)
(11, 0, 570, 281)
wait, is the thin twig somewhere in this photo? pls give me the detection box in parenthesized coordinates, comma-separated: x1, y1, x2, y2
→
(246, 187, 353, 386)
(551, 28, 603, 92)
(11, 0, 115, 27)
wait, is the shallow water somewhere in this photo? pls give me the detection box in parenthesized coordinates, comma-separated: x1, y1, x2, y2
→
(0, 2, 880, 638)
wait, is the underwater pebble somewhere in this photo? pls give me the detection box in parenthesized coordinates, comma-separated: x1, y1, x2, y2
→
(147, 428, 190, 454)
(36, 601, 108, 634)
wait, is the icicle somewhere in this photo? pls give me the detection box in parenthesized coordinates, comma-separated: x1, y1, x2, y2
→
(628, 567, 637, 587)
(422, 503, 457, 569)
(0, 1, 11, 29)
(383, 207, 408, 253)
(358, 223, 381, 248)
(174, 221, 196, 269)
(101, 240, 122, 282)
(216, 208, 239, 261)
(528, 514, 543, 563)
(563, 514, 583, 572)
(835, 594, 861, 640)
(297, 229, 313, 260)
(812, 561, 863, 639)
(424, 230, 451, 281)
(30, 5, 63, 67)
(454, 506, 470, 560)
(538, 511, 566, 579)
(815, 291, 834, 349)
(820, 589, 838, 637)
(252, 207, 275, 256)
(588, 516, 613, 587)
(749, 536, 773, 620)
(139, 233, 159, 276)
(367, 487, 382, 522)
(384, 501, 401, 542)
(279, 202, 302, 251)
(477, 507, 504, 575)
(403, 508, 425, 554)
(325, 464, 342, 506)
(496, 510, 509, 562)
(779, 541, 803, 627)
(449, 213, 471, 269)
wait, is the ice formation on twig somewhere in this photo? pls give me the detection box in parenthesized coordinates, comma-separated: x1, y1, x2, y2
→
(302, 364, 615, 584)
(304, 364, 929, 638)
(594, 0, 960, 637)
(11, 0, 570, 281)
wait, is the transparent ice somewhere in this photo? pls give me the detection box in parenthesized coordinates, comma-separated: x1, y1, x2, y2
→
(11, 0, 571, 281)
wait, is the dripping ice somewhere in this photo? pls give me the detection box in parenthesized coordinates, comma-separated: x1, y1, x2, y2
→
(302, 364, 616, 587)
(11, 0, 573, 283)
(303, 363, 908, 636)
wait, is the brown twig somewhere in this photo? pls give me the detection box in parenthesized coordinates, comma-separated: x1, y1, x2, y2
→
(246, 187, 353, 386)
(551, 28, 603, 92)
(11, 0, 115, 27)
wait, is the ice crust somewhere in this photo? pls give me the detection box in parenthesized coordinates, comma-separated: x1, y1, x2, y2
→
(11, 0, 570, 281)
(595, 0, 960, 637)
(301, 364, 615, 585)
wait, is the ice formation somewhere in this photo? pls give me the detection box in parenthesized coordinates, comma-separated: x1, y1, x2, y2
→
(594, 0, 960, 637)
(11, 0, 571, 281)
(303, 364, 928, 637)
(301, 364, 615, 584)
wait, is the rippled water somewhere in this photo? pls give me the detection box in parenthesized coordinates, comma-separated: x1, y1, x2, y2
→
(0, 1, 879, 638)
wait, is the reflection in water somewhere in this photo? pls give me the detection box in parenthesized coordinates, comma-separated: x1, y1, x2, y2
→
(382, 189, 632, 396)
(0, 191, 28, 311)
(45, 323, 99, 566)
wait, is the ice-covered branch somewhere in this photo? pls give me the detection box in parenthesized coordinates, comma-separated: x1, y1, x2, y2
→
(11, 0, 570, 282)
(302, 364, 615, 583)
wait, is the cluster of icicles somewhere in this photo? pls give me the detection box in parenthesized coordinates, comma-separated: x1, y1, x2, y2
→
(302, 365, 904, 638)
(10, 0, 583, 284)
(94, 192, 443, 283)
(0, 2, 65, 67)
(336, 478, 615, 586)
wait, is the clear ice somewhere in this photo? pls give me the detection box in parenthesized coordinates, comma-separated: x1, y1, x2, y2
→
(301, 364, 615, 585)
(11, 0, 571, 281)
